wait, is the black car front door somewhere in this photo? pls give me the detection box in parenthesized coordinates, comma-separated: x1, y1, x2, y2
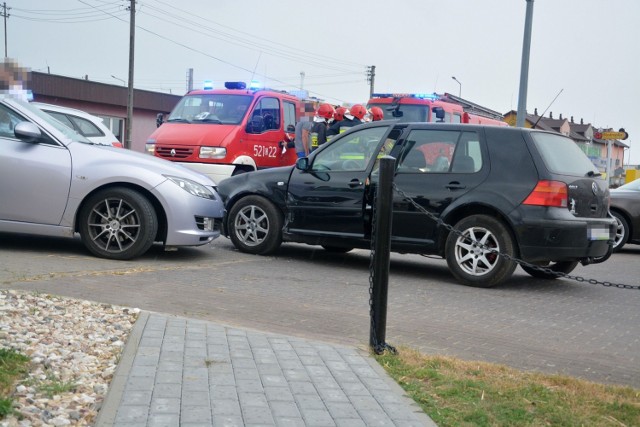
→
(286, 125, 392, 239)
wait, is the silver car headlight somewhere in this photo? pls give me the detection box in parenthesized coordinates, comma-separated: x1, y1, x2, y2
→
(199, 146, 226, 159)
(165, 176, 216, 200)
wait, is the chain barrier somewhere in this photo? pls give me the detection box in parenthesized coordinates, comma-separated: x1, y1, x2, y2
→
(391, 183, 640, 290)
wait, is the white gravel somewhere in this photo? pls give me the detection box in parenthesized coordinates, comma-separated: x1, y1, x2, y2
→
(0, 290, 138, 427)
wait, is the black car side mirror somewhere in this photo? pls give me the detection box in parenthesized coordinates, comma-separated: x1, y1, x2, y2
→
(295, 157, 309, 171)
(156, 113, 164, 127)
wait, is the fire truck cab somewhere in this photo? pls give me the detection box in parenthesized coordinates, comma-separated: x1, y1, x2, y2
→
(367, 92, 507, 127)
(146, 81, 303, 183)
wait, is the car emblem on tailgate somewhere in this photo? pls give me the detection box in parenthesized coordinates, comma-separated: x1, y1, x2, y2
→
(170, 149, 176, 157)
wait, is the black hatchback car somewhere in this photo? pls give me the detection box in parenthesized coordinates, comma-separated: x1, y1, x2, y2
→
(217, 122, 615, 287)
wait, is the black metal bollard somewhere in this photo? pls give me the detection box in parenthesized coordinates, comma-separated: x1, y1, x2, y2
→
(369, 156, 396, 354)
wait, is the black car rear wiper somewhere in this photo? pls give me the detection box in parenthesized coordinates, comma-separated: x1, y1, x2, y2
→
(167, 118, 190, 123)
(586, 171, 602, 177)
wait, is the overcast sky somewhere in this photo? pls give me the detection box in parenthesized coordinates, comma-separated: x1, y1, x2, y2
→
(10, 0, 640, 163)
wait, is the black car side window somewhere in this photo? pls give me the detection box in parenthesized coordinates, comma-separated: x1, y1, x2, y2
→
(312, 126, 389, 172)
(397, 129, 481, 174)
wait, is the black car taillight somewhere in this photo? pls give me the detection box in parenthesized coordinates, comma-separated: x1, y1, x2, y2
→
(522, 180, 568, 208)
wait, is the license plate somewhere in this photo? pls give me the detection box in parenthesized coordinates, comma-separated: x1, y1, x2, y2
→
(588, 225, 610, 241)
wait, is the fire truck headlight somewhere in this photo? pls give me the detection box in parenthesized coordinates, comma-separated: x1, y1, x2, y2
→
(200, 146, 226, 159)
(145, 140, 156, 155)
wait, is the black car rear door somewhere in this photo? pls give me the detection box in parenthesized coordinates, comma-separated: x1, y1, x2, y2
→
(391, 127, 490, 249)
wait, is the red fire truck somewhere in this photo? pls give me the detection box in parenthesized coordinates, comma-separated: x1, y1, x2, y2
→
(366, 92, 507, 126)
(146, 82, 318, 183)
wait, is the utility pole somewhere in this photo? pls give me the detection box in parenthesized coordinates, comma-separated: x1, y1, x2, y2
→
(187, 68, 193, 92)
(367, 65, 376, 99)
(299, 71, 305, 91)
(516, 0, 534, 128)
(125, 0, 136, 149)
(1, 2, 10, 58)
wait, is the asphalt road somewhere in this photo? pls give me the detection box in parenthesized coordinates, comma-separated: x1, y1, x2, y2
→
(1, 233, 638, 388)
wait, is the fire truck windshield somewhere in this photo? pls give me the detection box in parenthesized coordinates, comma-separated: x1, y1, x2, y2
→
(367, 103, 429, 123)
(169, 94, 252, 125)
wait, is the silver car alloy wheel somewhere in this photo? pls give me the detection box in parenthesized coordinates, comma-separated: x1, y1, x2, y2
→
(86, 197, 142, 253)
(453, 226, 500, 276)
(234, 204, 269, 247)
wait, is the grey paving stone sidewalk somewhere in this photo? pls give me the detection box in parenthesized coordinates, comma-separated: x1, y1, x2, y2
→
(96, 312, 436, 427)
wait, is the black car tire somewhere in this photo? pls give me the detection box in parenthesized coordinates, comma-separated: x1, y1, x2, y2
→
(228, 195, 283, 255)
(321, 246, 353, 253)
(520, 261, 579, 280)
(79, 187, 158, 260)
(611, 211, 629, 252)
(445, 215, 517, 288)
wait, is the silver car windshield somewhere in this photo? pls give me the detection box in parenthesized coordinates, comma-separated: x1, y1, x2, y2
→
(8, 97, 92, 144)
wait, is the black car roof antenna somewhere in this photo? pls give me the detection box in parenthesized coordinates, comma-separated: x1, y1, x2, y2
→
(532, 88, 563, 128)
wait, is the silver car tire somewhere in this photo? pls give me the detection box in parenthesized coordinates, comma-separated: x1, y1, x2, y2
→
(445, 215, 517, 288)
(79, 188, 158, 260)
(611, 211, 629, 252)
(228, 195, 283, 255)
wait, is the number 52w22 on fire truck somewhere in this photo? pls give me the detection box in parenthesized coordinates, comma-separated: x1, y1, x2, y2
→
(146, 81, 317, 184)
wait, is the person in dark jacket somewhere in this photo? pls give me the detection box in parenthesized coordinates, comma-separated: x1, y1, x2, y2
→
(327, 104, 366, 136)
(310, 103, 335, 152)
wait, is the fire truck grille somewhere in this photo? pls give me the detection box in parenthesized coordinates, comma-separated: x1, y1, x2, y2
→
(156, 146, 194, 159)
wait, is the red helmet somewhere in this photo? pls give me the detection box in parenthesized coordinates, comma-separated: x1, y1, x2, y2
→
(369, 106, 384, 121)
(349, 104, 367, 120)
(334, 106, 347, 122)
(316, 103, 335, 120)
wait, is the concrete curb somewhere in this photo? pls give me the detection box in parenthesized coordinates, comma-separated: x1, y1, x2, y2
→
(95, 311, 149, 427)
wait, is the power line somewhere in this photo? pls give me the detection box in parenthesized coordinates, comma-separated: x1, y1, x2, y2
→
(148, 0, 367, 69)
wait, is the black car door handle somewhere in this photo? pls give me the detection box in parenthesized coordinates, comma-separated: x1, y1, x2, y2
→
(348, 179, 363, 188)
(446, 182, 466, 190)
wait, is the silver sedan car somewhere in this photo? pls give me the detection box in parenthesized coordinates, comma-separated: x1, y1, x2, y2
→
(0, 96, 224, 260)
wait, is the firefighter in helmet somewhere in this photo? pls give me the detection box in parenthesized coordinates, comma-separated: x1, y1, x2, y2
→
(327, 106, 348, 140)
(369, 106, 384, 121)
(328, 104, 366, 136)
(310, 103, 335, 151)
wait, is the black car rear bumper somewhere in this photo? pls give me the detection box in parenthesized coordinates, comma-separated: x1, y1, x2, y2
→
(517, 216, 616, 262)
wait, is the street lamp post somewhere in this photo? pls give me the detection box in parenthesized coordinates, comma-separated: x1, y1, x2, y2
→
(111, 75, 125, 86)
(451, 76, 461, 98)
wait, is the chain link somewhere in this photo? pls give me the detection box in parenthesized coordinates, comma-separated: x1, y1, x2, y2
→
(391, 183, 639, 290)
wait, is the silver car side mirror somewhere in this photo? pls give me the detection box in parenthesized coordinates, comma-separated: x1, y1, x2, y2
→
(14, 122, 42, 143)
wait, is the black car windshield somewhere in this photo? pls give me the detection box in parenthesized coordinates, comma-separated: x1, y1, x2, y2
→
(616, 179, 640, 191)
(367, 103, 429, 123)
(169, 94, 252, 125)
(530, 132, 600, 177)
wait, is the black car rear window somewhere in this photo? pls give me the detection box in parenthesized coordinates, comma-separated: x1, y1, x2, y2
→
(530, 132, 599, 176)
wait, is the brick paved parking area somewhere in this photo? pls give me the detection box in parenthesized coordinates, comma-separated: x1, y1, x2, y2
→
(2, 234, 639, 389)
